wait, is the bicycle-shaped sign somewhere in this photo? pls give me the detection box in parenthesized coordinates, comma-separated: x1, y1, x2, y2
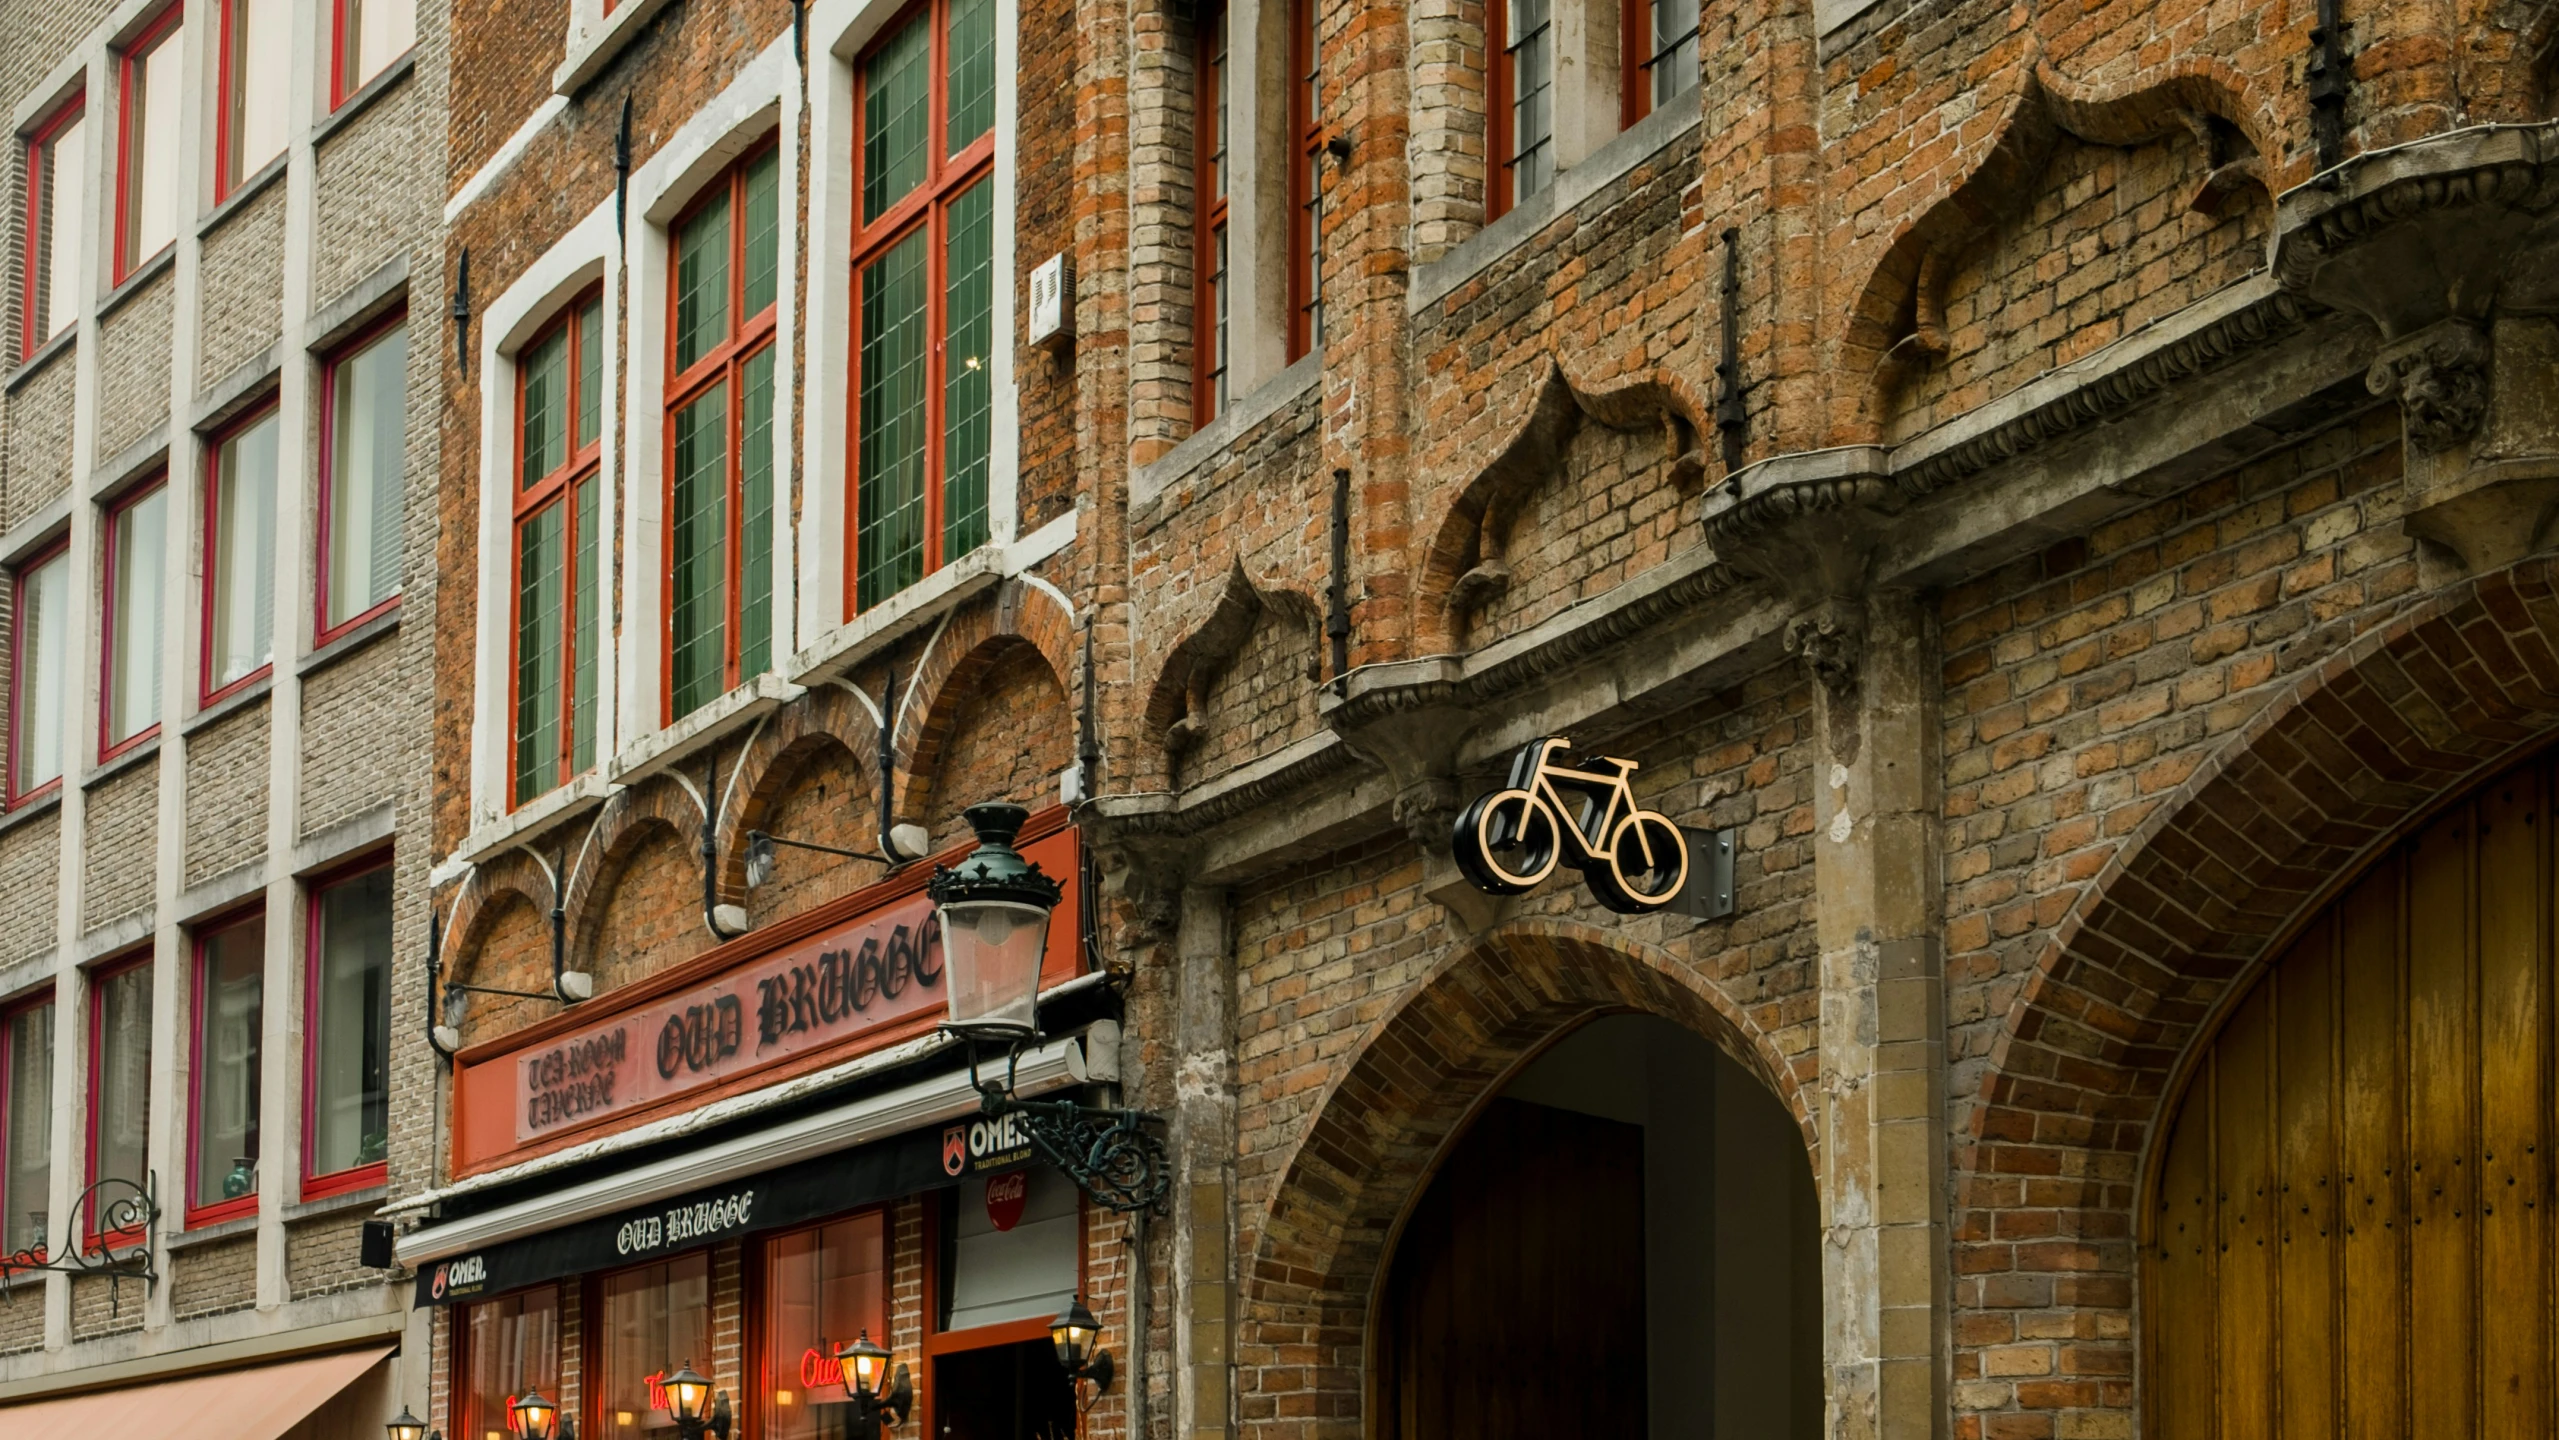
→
(1452, 737, 1689, 913)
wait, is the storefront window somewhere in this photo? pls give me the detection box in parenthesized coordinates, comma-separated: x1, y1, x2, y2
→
(461, 1287, 561, 1440)
(600, 1251, 713, 1440)
(762, 1212, 889, 1437)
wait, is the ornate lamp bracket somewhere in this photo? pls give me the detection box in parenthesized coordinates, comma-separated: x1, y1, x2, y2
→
(960, 1039, 1172, 1215)
(0, 1175, 160, 1314)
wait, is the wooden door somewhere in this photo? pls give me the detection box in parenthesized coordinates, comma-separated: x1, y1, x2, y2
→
(2148, 751, 2556, 1438)
(1380, 1097, 1648, 1439)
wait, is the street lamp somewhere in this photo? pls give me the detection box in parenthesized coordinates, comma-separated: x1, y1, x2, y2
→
(929, 803, 1066, 1039)
(508, 1388, 559, 1440)
(661, 1362, 730, 1440)
(1049, 1295, 1115, 1410)
(833, 1330, 913, 1438)
(384, 1406, 435, 1440)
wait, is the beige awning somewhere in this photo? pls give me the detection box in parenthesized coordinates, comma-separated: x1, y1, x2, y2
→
(0, 1343, 393, 1440)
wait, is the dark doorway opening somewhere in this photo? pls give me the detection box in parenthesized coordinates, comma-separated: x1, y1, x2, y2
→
(930, 1338, 1077, 1440)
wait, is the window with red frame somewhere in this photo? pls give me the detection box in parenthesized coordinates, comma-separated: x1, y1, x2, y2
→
(205, 404, 280, 705)
(1287, 0, 1321, 358)
(87, 954, 150, 1242)
(512, 291, 604, 807)
(759, 1210, 889, 1438)
(305, 859, 390, 1193)
(919, 1171, 1084, 1434)
(333, 0, 416, 106)
(116, 9, 184, 281)
(102, 479, 168, 758)
(667, 146, 781, 722)
(597, 1251, 713, 1440)
(320, 315, 410, 641)
(21, 97, 87, 358)
(852, 0, 997, 613)
(8, 540, 70, 807)
(1624, 0, 1697, 121)
(0, 995, 53, 1258)
(1194, 2, 1230, 425)
(217, 0, 288, 198)
(1487, 0, 1555, 219)
(189, 912, 263, 1225)
(459, 1286, 562, 1440)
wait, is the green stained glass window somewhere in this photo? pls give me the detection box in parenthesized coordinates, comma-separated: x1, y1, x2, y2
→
(740, 347, 776, 681)
(514, 502, 565, 805)
(857, 230, 930, 610)
(670, 386, 731, 719)
(863, 16, 931, 223)
(576, 299, 603, 449)
(946, 0, 995, 153)
(520, 326, 568, 483)
(942, 180, 993, 561)
(676, 188, 732, 373)
(571, 476, 599, 772)
(744, 149, 781, 318)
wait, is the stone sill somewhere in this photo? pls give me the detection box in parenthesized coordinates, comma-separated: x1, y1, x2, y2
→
(554, 0, 682, 96)
(83, 734, 160, 791)
(198, 153, 288, 241)
(5, 327, 74, 394)
(610, 671, 804, 787)
(164, 1214, 259, 1252)
(446, 772, 611, 878)
(1130, 354, 1323, 512)
(0, 789, 62, 837)
(284, 1184, 387, 1225)
(300, 605, 401, 680)
(184, 674, 273, 738)
(312, 52, 416, 152)
(1408, 87, 1702, 315)
(97, 247, 176, 324)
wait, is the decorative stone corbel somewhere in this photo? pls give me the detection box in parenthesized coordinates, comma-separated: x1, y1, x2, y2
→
(2366, 322, 2489, 455)
(1785, 604, 1866, 715)
(1324, 683, 1512, 934)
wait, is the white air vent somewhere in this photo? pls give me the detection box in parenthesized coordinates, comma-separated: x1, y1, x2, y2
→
(1030, 253, 1075, 351)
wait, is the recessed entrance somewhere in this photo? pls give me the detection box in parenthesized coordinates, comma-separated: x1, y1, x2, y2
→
(1377, 1012, 1822, 1439)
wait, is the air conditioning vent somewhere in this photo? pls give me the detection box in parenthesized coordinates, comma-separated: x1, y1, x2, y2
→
(1030, 253, 1075, 351)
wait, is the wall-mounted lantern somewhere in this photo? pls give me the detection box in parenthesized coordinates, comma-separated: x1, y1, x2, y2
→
(1049, 1295, 1115, 1409)
(661, 1362, 731, 1440)
(384, 1406, 435, 1440)
(833, 1331, 914, 1438)
(508, 1387, 560, 1440)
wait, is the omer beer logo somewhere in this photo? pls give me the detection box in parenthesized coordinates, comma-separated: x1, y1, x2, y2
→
(946, 1113, 1037, 1175)
(432, 1254, 488, 1301)
(1451, 737, 1688, 914)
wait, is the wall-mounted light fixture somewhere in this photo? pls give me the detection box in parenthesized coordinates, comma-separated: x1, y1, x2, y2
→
(384, 1406, 435, 1440)
(1049, 1295, 1116, 1412)
(662, 1362, 731, 1440)
(508, 1387, 560, 1440)
(930, 805, 1170, 1214)
(833, 1331, 914, 1439)
(427, 846, 593, 1059)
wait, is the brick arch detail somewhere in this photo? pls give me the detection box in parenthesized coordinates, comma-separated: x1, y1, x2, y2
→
(439, 848, 559, 988)
(1961, 557, 2559, 1338)
(1236, 919, 1810, 1433)
(891, 579, 1077, 823)
(560, 772, 709, 969)
(711, 684, 884, 902)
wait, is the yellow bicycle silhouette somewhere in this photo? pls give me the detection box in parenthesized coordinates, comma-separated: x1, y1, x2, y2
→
(1452, 737, 1688, 913)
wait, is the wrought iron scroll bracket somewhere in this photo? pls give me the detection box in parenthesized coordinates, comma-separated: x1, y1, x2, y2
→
(0, 1175, 161, 1314)
(963, 1041, 1172, 1215)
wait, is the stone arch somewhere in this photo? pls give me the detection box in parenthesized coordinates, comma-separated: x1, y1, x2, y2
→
(560, 772, 709, 975)
(1414, 358, 1709, 653)
(1138, 560, 1325, 790)
(1836, 62, 2276, 441)
(711, 683, 886, 903)
(1959, 557, 2559, 1391)
(1237, 918, 1809, 1434)
(893, 580, 1077, 826)
(437, 848, 562, 1047)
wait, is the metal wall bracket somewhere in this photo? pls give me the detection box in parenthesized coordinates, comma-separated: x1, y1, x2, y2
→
(962, 1040, 1171, 1214)
(0, 1175, 160, 1314)
(1675, 826, 1738, 920)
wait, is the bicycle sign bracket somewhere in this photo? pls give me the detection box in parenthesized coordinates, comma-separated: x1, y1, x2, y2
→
(1451, 737, 1736, 919)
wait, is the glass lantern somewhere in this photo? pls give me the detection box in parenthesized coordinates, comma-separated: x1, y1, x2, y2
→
(928, 804, 1064, 1039)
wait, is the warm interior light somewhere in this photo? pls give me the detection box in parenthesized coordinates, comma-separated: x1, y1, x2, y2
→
(662, 1362, 714, 1423)
(775, 1390, 795, 1406)
(385, 1406, 431, 1440)
(834, 1331, 893, 1401)
(509, 1387, 559, 1440)
(1049, 1295, 1101, 1375)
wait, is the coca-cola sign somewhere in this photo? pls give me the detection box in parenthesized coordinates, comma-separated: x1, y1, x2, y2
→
(512, 893, 944, 1143)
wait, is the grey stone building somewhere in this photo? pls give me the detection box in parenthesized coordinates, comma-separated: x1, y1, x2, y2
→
(0, 0, 443, 1423)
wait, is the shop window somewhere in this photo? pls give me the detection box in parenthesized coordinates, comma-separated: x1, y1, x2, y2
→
(940, 1168, 1079, 1333)
(598, 1250, 714, 1440)
(218, 0, 289, 196)
(461, 1286, 562, 1440)
(512, 290, 604, 806)
(205, 404, 281, 705)
(1626, 0, 1697, 120)
(102, 479, 168, 757)
(1, 996, 52, 1258)
(1194, 1, 1230, 424)
(1489, 0, 1556, 216)
(189, 911, 264, 1225)
(320, 315, 410, 641)
(761, 1211, 889, 1437)
(851, 0, 997, 613)
(20, 97, 86, 357)
(333, 0, 417, 105)
(665, 145, 780, 722)
(87, 955, 151, 1243)
(305, 859, 391, 1193)
(115, 9, 184, 281)
(7, 540, 69, 806)
(1287, 0, 1320, 359)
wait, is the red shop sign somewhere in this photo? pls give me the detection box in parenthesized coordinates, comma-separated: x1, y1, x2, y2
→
(449, 814, 1083, 1176)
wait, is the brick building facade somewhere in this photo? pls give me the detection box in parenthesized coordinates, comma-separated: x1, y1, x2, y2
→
(0, 0, 445, 1421)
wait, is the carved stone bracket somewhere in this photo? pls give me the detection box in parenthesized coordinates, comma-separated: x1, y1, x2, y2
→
(2366, 322, 2489, 454)
(1785, 605, 1867, 713)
